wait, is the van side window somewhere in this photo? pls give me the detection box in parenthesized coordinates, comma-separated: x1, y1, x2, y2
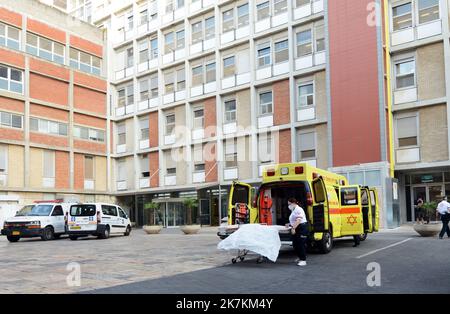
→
(52, 205, 64, 216)
(340, 188, 358, 206)
(102, 205, 118, 216)
(119, 208, 127, 218)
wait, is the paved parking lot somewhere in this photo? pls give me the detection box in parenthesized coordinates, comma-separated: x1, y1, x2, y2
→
(1, 226, 449, 294)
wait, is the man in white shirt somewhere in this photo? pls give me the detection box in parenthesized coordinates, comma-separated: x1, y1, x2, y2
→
(437, 196, 450, 239)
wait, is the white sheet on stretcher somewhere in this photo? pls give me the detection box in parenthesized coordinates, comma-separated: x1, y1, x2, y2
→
(217, 224, 282, 262)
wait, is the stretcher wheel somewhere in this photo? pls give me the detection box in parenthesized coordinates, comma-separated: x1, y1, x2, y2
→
(232, 258, 237, 264)
(256, 256, 264, 264)
(239, 256, 245, 261)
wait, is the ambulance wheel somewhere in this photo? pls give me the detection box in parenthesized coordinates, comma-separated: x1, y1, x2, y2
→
(124, 225, 131, 236)
(41, 227, 54, 241)
(232, 258, 237, 264)
(359, 233, 367, 241)
(7, 236, 20, 242)
(318, 231, 333, 254)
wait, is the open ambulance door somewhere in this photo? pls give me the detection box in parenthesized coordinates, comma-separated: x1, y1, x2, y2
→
(361, 187, 373, 233)
(369, 188, 380, 232)
(228, 181, 257, 225)
(311, 177, 329, 232)
(339, 185, 364, 236)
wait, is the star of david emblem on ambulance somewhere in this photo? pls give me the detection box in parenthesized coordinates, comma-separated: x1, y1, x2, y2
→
(347, 215, 357, 226)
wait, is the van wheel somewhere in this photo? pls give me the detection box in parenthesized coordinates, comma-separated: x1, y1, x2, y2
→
(7, 236, 20, 242)
(124, 225, 131, 236)
(69, 236, 78, 241)
(41, 227, 54, 241)
(359, 233, 368, 241)
(317, 231, 333, 254)
(99, 226, 110, 239)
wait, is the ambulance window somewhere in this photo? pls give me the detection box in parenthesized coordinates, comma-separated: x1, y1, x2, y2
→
(370, 190, 376, 206)
(312, 180, 325, 203)
(51, 205, 64, 216)
(361, 189, 369, 206)
(232, 185, 249, 205)
(341, 188, 358, 206)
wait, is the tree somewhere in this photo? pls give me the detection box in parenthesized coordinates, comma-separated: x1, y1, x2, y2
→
(144, 202, 159, 225)
(183, 198, 198, 225)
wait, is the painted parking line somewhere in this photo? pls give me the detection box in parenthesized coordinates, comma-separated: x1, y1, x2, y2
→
(356, 238, 413, 259)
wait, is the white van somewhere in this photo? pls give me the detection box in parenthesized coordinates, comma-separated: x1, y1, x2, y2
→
(1, 202, 73, 242)
(67, 203, 131, 240)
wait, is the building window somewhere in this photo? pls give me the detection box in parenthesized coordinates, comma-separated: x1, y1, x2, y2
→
(73, 126, 105, 142)
(274, 39, 289, 63)
(194, 163, 205, 172)
(257, 43, 271, 67)
(193, 108, 204, 129)
(274, 0, 287, 15)
(298, 132, 316, 160)
(139, 117, 149, 140)
(139, 74, 158, 100)
(166, 167, 176, 175)
(165, 71, 174, 93)
(298, 82, 314, 108)
(26, 33, 64, 65)
(166, 114, 175, 134)
(0, 23, 20, 50)
(0, 145, 7, 174)
(224, 99, 237, 123)
(237, 3, 250, 27)
(138, 40, 149, 64)
(392, 2, 412, 31)
(205, 62, 216, 83)
(192, 65, 203, 86)
(0, 111, 22, 129)
(223, 56, 235, 77)
(176, 30, 185, 49)
(69, 47, 101, 75)
(140, 9, 149, 26)
(43, 150, 55, 179)
(296, 29, 312, 57)
(164, 32, 174, 54)
(117, 84, 134, 108)
(257, 1, 270, 21)
(30, 117, 67, 136)
(117, 123, 126, 146)
(259, 133, 273, 164)
(0, 65, 23, 94)
(140, 154, 150, 178)
(150, 38, 158, 59)
(395, 59, 415, 89)
(296, 0, 311, 7)
(315, 21, 325, 52)
(396, 115, 418, 147)
(225, 139, 237, 168)
(117, 159, 127, 182)
(192, 21, 203, 44)
(223, 9, 234, 32)
(177, 68, 186, 90)
(126, 47, 134, 68)
(205, 17, 215, 39)
(84, 156, 94, 180)
(418, 0, 439, 24)
(259, 91, 273, 115)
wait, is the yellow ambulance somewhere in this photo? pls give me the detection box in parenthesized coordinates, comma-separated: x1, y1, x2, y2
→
(220, 163, 379, 253)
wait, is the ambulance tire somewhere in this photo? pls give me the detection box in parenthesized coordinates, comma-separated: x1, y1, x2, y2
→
(41, 226, 54, 241)
(359, 233, 367, 241)
(317, 230, 333, 254)
(7, 236, 20, 242)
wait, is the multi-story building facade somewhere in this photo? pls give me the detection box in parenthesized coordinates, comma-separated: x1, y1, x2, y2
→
(24, 0, 450, 229)
(0, 0, 114, 220)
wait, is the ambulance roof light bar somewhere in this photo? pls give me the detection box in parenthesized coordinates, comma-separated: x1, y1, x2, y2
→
(34, 199, 64, 203)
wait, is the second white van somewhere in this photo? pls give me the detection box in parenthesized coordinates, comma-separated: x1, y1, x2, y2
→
(67, 203, 131, 240)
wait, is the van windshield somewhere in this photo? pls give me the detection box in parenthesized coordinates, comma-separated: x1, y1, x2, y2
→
(20, 205, 53, 216)
(70, 205, 96, 216)
(16, 205, 35, 216)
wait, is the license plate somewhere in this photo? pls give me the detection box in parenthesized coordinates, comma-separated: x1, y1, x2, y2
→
(70, 226, 81, 230)
(12, 231, 20, 236)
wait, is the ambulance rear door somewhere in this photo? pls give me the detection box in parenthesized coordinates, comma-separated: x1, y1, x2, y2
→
(369, 188, 380, 232)
(311, 177, 330, 232)
(228, 181, 256, 225)
(361, 187, 373, 233)
(339, 185, 364, 236)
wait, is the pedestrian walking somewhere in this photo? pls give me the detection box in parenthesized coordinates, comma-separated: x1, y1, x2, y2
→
(352, 235, 360, 247)
(287, 198, 309, 266)
(436, 196, 450, 239)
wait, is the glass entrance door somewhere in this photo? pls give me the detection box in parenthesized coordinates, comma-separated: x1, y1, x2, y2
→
(429, 185, 443, 203)
(165, 202, 185, 227)
(412, 186, 426, 222)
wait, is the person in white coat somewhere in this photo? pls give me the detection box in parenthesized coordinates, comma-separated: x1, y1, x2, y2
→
(287, 198, 309, 266)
